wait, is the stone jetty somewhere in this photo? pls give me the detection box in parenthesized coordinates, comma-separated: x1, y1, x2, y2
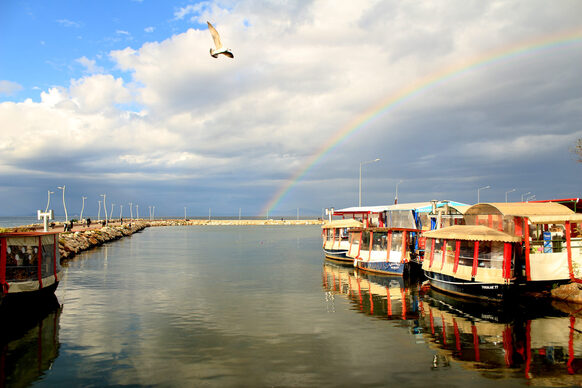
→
(58, 222, 148, 260)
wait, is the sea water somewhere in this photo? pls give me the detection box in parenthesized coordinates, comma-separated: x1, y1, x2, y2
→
(0, 226, 578, 386)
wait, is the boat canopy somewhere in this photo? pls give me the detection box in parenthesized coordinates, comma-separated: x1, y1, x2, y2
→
(321, 219, 363, 229)
(527, 214, 582, 224)
(464, 202, 574, 217)
(422, 225, 522, 243)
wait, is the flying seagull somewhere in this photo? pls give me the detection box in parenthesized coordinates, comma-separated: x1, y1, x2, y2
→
(207, 21, 234, 58)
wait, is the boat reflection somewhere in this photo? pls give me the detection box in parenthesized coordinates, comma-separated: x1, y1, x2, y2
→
(0, 294, 61, 386)
(322, 261, 582, 385)
(322, 261, 421, 324)
(419, 289, 582, 385)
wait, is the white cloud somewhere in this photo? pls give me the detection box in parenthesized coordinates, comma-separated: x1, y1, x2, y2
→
(56, 18, 81, 28)
(76, 56, 105, 74)
(145, 26, 155, 33)
(1, 0, 581, 215)
(0, 80, 23, 96)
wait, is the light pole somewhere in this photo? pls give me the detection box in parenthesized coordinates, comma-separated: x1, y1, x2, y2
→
(477, 185, 490, 204)
(80, 196, 87, 220)
(152, 206, 155, 220)
(521, 192, 531, 202)
(136, 204, 139, 219)
(119, 204, 123, 220)
(505, 189, 516, 203)
(184, 207, 187, 220)
(129, 202, 133, 220)
(359, 158, 380, 207)
(110, 203, 115, 221)
(98, 200, 102, 220)
(100, 194, 107, 225)
(57, 185, 68, 222)
(149, 206, 152, 220)
(394, 179, 403, 205)
(526, 195, 536, 202)
(45, 190, 54, 212)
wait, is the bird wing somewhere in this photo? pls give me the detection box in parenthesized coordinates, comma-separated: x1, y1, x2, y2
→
(207, 21, 222, 49)
(223, 51, 234, 58)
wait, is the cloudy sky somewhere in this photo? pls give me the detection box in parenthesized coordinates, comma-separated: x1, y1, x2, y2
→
(1, 0, 581, 218)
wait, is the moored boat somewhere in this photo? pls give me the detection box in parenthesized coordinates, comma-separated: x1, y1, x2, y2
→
(422, 225, 522, 301)
(0, 230, 63, 304)
(321, 219, 362, 262)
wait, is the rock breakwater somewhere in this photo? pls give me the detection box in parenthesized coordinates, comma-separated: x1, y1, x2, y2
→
(59, 222, 148, 260)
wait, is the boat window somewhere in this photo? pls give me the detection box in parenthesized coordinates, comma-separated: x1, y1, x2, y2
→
(341, 228, 349, 241)
(529, 224, 566, 254)
(351, 232, 361, 246)
(372, 232, 387, 251)
(444, 240, 455, 266)
(387, 210, 416, 229)
(5, 242, 39, 282)
(334, 228, 340, 239)
(476, 241, 504, 269)
(361, 230, 370, 250)
(391, 231, 403, 251)
(41, 242, 56, 277)
(433, 238, 443, 258)
(458, 240, 474, 267)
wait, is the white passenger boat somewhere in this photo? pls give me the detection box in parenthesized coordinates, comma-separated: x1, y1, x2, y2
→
(321, 219, 362, 262)
(422, 202, 582, 301)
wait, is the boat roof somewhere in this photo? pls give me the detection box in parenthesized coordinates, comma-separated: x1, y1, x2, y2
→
(465, 202, 574, 218)
(335, 201, 470, 215)
(321, 219, 363, 229)
(422, 225, 522, 243)
(0, 231, 60, 237)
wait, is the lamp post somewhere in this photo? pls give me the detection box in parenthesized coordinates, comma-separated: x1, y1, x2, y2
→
(526, 195, 536, 202)
(57, 185, 68, 222)
(110, 203, 115, 222)
(505, 189, 516, 203)
(129, 202, 133, 220)
(100, 194, 107, 225)
(45, 190, 54, 213)
(394, 180, 403, 205)
(149, 206, 152, 220)
(477, 185, 490, 204)
(136, 204, 139, 219)
(521, 192, 531, 202)
(184, 207, 187, 220)
(98, 200, 102, 220)
(152, 206, 155, 220)
(119, 204, 123, 220)
(359, 158, 380, 207)
(80, 196, 87, 220)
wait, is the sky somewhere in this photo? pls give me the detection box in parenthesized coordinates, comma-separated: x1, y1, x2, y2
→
(0, 0, 581, 218)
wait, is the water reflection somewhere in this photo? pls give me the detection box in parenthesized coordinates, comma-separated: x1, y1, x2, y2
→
(322, 261, 582, 385)
(0, 295, 61, 386)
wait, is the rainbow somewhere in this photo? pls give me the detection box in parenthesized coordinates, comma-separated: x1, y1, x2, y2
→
(260, 27, 582, 217)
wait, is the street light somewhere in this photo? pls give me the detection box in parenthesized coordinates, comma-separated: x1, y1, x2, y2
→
(136, 204, 139, 219)
(149, 206, 152, 220)
(477, 185, 490, 203)
(153, 206, 155, 220)
(505, 189, 516, 203)
(359, 158, 380, 207)
(80, 196, 87, 220)
(119, 204, 123, 220)
(57, 185, 68, 222)
(184, 207, 187, 220)
(394, 179, 403, 204)
(110, 203, 115, 221)
(98, 200, 102, 220)
(100, 194, 107, 225)
(129, 202, 133, 220)
(521, 192, 531, 202)
(526, 195, 536, 202)
(45, 190, 54, 213)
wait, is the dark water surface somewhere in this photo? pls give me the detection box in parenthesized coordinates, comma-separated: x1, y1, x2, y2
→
(1, 226, 579, 386)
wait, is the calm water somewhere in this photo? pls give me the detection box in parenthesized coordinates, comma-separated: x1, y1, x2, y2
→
(1, 226, 580, 387)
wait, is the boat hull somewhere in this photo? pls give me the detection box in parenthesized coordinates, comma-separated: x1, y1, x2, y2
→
(323, 249, 353, 263)
(1, 281, 60, 307)
(356, 261, 405, 276)
(424, 270, 515, 302)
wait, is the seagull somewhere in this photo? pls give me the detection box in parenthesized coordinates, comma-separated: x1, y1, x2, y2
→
(207, 21, 234, 58)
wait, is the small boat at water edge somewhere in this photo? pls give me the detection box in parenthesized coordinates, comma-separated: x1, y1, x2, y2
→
(0, 230, 63, 305)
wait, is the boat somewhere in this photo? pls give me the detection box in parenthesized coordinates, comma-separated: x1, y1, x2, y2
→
(0, 230, 63, 304)
(321, 219, 362, 262)
(421, 224, 522, 301)
(422, 202, 582, 301)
